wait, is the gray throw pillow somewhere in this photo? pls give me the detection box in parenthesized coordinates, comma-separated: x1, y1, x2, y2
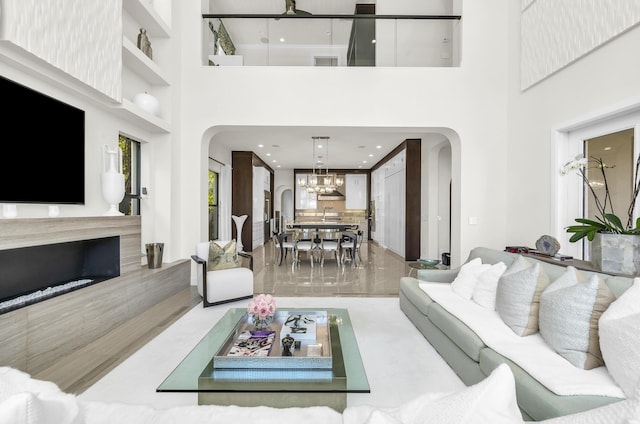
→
(495, 255, 550, 336)
(539, 266, 615, 369)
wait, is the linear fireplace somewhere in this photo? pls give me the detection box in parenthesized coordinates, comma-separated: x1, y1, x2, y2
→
(0, 236, 120, 314)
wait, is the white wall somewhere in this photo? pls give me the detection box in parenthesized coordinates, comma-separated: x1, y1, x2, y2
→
(175, 0, 510, 267)
(505, 5, 640, 254)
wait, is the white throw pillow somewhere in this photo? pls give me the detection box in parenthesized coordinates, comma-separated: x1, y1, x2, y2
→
(599, 278, 640, 398)
(472, 262, 507, 310)
(0, 367, 84, 424)
(342, 364, 524, 424)
(539, 267, 614, 369)
(495, 256, 550, 336)
(451, 258, 489, 300)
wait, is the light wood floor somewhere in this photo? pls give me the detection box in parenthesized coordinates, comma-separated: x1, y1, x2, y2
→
(35, 240, 414, 394)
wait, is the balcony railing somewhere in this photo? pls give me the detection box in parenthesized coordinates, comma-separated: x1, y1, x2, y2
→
(202, 14, 461, 67)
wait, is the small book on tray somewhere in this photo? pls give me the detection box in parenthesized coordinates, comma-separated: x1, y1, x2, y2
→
(281, 314, 317, 341)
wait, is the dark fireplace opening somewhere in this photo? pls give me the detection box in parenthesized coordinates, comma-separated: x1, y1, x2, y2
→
(0, 236, 120, 314)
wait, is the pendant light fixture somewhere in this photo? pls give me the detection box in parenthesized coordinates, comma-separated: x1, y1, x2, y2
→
(297, 136, 344, 194)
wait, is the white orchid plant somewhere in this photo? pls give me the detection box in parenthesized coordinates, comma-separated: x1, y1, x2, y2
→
(560, 154, 640, 242)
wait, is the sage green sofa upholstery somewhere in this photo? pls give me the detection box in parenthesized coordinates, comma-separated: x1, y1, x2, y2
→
(399, 246, 633, 422)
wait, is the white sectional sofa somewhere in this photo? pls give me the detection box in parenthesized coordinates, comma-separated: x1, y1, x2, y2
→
(1, 363, 638, 424)
(399, 246, 639, 421)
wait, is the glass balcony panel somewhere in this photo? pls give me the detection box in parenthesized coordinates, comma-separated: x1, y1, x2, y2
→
(204, 16, 460, 67)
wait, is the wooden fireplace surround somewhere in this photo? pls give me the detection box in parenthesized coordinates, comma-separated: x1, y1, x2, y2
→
(0, 216, 189, 375)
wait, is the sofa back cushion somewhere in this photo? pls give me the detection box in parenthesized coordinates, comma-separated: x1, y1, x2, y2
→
(466, 247, 634, 300)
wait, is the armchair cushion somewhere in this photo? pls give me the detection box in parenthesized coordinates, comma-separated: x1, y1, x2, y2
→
(194, 241, 253, 307)
(208, 240, 240, 271)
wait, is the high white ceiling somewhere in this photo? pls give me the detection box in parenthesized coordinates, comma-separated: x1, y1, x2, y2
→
(211, 127, 434, 171)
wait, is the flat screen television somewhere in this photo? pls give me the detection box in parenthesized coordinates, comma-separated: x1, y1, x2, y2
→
(1, 75, 85, 204)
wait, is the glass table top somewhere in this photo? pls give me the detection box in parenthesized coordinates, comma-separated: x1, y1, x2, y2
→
(157, 307, 370, 394)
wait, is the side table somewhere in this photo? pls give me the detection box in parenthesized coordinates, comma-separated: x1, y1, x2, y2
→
(406, 262, 448, 278)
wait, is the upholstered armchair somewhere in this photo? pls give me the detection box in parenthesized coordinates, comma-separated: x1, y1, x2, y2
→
(191, 240, 254, 307)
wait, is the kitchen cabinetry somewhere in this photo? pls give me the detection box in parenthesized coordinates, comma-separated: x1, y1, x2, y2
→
(345, 174, 367, 210)
(372, 150, 406, 256)
(370, 139, 420, 260)
(120, 0, 171, 133)
(295, 174, 317, 210)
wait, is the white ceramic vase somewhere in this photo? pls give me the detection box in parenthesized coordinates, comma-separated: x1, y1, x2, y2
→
(232, 214, 248, 252)
(132, 92, 160, 116)
(101, 145, 125, 216)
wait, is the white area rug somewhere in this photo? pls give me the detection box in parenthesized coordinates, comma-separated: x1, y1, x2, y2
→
(79, 297, 465, 409)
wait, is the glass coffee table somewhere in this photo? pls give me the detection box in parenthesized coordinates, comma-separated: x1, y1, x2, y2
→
(157, 307, 369, 411)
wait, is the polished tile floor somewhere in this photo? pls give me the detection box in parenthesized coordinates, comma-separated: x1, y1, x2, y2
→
(251, 240, 410, 297)
(36, 240, 414, 394)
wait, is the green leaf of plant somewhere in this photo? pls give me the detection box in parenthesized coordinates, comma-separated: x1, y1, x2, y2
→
(603, 214, 624, 231)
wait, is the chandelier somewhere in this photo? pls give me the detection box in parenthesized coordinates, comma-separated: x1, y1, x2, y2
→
(297, 136, 344, 194)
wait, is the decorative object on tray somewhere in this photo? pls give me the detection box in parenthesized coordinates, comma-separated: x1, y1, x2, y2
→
(282, 314, 317, 340)
(417, 258, 440, 268)
(227, 330, 275, 357)
(535, 235, 561, 256)
(247, 294, 276, 330)
(281, 334, 295, 356)
(560, 154, 640, 274)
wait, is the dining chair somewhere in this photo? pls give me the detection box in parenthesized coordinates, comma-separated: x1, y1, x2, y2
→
(293, 229, 318, 268)
(318, 229, 341, 267)
(275, 231, 296, 266)
(340, 230, 362, 267)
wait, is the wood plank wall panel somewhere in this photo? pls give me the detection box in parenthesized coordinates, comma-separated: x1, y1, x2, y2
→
(232, 151, 255, 251)
(371, 139, 422, 260)
(405, 140, 421, 260)
(0, 216, 142, 274)
(0, 217, 189, 375)
(0, 309, 27, 370)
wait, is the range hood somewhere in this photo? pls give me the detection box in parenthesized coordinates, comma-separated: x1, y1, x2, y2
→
(317, 189, 345, 201)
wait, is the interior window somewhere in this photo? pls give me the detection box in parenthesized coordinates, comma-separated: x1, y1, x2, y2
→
(118, 135, 141, 216)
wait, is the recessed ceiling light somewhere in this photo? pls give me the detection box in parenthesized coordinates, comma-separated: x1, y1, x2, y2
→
(369, 154, 373, 157)
(277, 165, 281, 168)
(280, 38, 285, 42)
(371, 39, 376, 44)
(376, 145, 382, 149)
(266, 153, 271, 156)
(272, 160, 277, 163)
(317, 144, 324, 148)
(362, 160, 368, 164)
(258, 144, 264, 148)
(603, 146, 612, 151)
(358, 165, 363, 168)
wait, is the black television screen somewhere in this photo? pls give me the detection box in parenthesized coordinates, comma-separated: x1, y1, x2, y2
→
(1, 75, 85, 204)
